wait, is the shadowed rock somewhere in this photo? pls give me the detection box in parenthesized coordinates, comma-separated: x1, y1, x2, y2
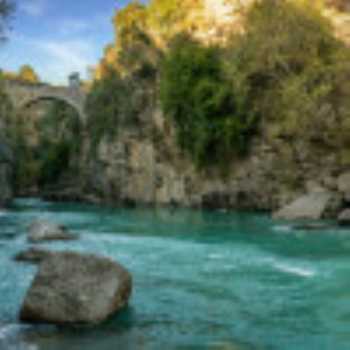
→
(14, 248, 52, 264)
(20, 251, 132, 325)
(28, 220, 78, 243)
(338, 209, 350, 226)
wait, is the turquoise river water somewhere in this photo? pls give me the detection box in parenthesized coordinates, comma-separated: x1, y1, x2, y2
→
(0, 198, 350, 350)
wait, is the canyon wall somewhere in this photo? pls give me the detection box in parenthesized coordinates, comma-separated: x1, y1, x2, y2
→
(82, 0, 350, 213)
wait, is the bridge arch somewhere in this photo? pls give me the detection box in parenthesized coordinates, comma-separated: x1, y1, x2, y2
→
(18, 95, 85, 122)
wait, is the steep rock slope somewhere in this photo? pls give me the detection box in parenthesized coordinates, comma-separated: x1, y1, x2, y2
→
(83, 0, 350, 214)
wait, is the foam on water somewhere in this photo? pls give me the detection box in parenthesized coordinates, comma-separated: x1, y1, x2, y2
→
(0, 324, 33, 341)
(208, 253, 224, 260)
(272, 225, 293, 233)
(273, 261, 316, 278)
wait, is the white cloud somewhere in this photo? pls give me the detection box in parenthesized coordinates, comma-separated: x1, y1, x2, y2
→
(1, 9, 114, 84)
(19, 0, 47, 17)
(3, 34, 99, 84)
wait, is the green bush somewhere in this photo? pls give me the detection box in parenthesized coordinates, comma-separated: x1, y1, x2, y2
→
(11, 99, 83, 190)
(39, 140, 72, 186)
(160, 34, 256, 168)
(86, 68, 150, 152)
(227, 0, 350, 138)
(86, 69, 136, 148)
(40, 100, 83, 154)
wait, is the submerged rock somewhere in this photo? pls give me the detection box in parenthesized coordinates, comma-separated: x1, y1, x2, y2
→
(20, 251, 132, 325)
(338, 209, 350, 226)
(28, 220, 78, 243)
(273, 191, 336, 221)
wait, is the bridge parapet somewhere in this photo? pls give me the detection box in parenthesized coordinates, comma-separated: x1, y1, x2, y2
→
(3, 78, 87, 122)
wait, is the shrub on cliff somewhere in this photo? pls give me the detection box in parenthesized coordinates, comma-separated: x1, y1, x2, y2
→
(87, 70, 130, 149)
(0, 73, 14, 129)
(12, 99, 83, 189)
(160, 34, 256, 168)
(86, 68, 154, 153)
(38, 139, 72, 186)
(227, 0, 350, 139)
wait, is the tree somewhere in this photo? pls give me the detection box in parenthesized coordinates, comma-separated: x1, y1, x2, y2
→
(18, 64, 39, 83)
(160, 34, 256, 168)
(0, 0, 14, 41)
(225, 0, 350, 140)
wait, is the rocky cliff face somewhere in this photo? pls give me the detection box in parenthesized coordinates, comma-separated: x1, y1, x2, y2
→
(84, 96, 350, 213)
(82, 0, 350, 213)
(0, 137, 14, 207)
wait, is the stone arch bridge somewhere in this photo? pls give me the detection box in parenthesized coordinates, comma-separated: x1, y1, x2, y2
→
(3, 79, 87, 122)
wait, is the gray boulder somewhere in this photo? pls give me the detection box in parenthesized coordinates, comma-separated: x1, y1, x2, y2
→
(273, 191, 335, 220)
(28, 220, 78, 243)
(338, 209, 350, 226)
(20, 251, 132, 325)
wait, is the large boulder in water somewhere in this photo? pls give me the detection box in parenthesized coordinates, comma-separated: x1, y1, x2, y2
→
(28, 220, 78, 243)
(273, 191, 337, 220)
(20, 251, 132, 325)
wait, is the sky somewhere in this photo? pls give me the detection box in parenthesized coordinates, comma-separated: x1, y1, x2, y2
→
(0, 0, 138, 85)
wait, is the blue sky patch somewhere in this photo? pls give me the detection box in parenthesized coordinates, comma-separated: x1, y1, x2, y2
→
(0, 0, 138, 84)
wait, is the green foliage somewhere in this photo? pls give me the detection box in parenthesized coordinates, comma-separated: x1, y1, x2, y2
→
(227, 0, 350, 138)
(0, 0, 15, 41)
(40, 100, 82, 154)
(91, 0, 350, 173)
(118, 28, 161, 78)
(160, 34, 256, 168)
(18, 64, 40, 83)
(38, 139, 72, 186)
(86, 68, 141, 151)
(11, 99, 83, 190)
(0, 72, 14, 132)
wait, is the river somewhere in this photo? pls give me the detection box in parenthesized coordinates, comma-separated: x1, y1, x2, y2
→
(0, 198, 349, 350)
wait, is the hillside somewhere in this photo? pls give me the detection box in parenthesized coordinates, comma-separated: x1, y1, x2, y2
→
(3, 0, 350, 217)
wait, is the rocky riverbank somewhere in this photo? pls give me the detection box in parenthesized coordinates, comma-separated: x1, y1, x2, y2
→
(76, 1, 350, 218)
(78, 100, 350, 222)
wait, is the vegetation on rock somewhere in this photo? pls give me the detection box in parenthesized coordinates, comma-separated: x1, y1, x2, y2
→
(160, 34, 256, 167)
(17, 65, 40, 84)
(86, 68, 151, 151)
(2, 65, 40, 84)
(12, 100, 83, 191)
(85, 0, 350, 178)
(228, 0, 350, 142)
